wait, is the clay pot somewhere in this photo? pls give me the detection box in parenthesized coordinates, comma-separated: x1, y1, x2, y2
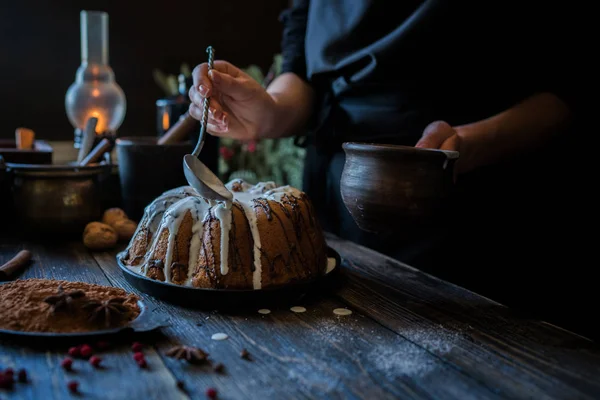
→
(340, 142, 459, 234)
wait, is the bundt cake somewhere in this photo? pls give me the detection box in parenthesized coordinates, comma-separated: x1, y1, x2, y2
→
(121, 179, 328, 290)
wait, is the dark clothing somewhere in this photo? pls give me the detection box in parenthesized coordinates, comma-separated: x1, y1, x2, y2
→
(278, 1, 592, 339)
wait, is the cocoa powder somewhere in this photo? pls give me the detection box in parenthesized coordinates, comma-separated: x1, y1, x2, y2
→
(0, 279, 140, 333)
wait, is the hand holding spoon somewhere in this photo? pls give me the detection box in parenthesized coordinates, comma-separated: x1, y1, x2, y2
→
(183, 46, 233, 202)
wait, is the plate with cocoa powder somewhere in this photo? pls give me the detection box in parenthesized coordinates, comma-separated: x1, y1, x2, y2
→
(0, 279, 169, 337)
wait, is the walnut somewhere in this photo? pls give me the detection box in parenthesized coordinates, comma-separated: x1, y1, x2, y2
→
(113, 218, 138, 242)
(83, 222, 118, 250)
(102, 208, 128, 228)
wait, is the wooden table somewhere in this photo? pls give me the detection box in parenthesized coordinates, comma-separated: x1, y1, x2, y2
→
(1, 233, 599, 400)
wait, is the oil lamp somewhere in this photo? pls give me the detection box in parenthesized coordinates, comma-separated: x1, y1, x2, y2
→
(65, 10, 126, 148)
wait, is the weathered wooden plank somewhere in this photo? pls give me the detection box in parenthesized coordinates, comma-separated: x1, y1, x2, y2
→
(0, 241, 187, 400)
(93, 250, 501, 400)
(326, 235, 600, 400)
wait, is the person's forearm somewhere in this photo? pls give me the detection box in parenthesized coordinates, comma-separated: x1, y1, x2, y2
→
(263, 72, 315, 138)
(455, 92, 572, 174)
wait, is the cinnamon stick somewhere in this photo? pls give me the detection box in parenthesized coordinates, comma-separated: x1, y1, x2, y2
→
(0, 250, 32, 280)
(157, 112, 196, 145)
(79, 138, 113, 166)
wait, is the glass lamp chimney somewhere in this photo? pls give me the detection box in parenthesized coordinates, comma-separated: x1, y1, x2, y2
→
(65, 10, 126, 147)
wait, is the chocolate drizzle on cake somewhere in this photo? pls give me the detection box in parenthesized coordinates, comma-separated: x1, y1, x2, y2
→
(170, 262, 188, 284)
(252, 198, 273, 221)
(147, 259, 166, 281)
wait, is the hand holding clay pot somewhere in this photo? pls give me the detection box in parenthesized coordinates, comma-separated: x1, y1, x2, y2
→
(340, 142, 459, 235)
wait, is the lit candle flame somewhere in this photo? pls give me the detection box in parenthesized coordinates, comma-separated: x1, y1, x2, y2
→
(88, 110, 106, 134)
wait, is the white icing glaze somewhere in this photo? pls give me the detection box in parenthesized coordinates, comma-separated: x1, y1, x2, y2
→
(129, 179, 305, 290)
(213, 204, 231, 276)
(145, 186, 197, 234)
(123, 186, 197, 268)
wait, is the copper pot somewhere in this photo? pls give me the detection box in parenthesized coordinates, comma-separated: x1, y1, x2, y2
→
(4, 162, 112, 236)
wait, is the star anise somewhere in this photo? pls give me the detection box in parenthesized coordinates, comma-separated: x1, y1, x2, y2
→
(166, 345, 209, 364)
(82, 297, 130, 327)
(43, 285, 86, 313)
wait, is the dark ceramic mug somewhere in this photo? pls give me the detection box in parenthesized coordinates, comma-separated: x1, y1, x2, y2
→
(340, 142, 459, 235)
(115, 137, 197, 221)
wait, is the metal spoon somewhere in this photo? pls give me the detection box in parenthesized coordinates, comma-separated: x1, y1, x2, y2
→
(183, 46, 233, 201)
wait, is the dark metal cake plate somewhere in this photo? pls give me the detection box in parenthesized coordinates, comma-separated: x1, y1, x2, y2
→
(0, 298, 170, 339)
(115, 246, 343, 309)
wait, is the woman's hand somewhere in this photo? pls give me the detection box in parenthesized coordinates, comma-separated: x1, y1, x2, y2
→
(416, 93, 572, 176)
(189, 60, 279, 140)
(416, 120, 466, 175)
(415, 121, 461, 152)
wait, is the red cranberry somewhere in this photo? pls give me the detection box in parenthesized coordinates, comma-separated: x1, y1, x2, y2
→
(89, 356, 102, 368)
(68, 347, 80, 358)
(131, 342, 143, 352)
(96, 341, 110, 350)
(206, 387, 217, 398)
(133, 352, 145, 362)
(80, 344, 93, 358)
(4, 368, 14, 377)
(137, 359, 147, 368)
(61, 358, 73, 371)
(17, 369, 28, 383)
(0, 374, 14, 389)
(67, 380, 79, 393)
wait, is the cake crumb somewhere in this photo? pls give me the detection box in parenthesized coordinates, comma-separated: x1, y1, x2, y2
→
(211, 333, 229, 341)
(333, 308, 352, 316)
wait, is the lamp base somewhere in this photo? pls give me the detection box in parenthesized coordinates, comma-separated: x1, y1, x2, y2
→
(73, 128, 83, 149)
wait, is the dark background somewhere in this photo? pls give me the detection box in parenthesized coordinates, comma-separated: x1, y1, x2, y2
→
(0, 0, 290, 141)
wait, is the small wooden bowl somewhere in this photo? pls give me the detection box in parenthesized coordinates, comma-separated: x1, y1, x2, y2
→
(340, 142, 459, 234)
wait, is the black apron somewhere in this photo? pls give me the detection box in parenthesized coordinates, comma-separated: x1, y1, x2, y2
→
(297, 0, 530, 270)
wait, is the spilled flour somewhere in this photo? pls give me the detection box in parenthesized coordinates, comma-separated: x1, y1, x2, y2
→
(401, 327, 458, 354)
(369, 341, 436, 378)
(368, 328, 458, 379)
